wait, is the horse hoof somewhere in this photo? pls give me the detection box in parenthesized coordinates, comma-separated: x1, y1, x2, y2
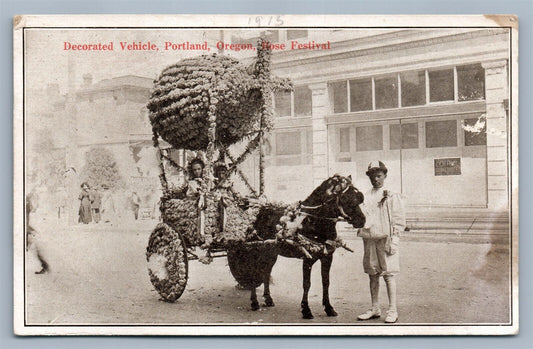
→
(302, 312, 314, 319)
(251, 302, 260, 311)
(302, 308, 314, 319)
(263, 297, 275, 307)
(325, 307, 338, 317)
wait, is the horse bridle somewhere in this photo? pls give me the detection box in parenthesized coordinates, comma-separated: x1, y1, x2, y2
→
(300, 184, 362, 224)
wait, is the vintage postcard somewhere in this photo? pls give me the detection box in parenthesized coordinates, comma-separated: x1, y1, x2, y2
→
(13, 15, 518, 335)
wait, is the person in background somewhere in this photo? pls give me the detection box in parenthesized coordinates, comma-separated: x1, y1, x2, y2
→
(90, 185, 102, 224)
(357, 161, 405, 324)
(26, 189, 49, 274)
(100, 184, 116, 224)
(130, 191, 141, 220)
(78, 182, 92, 224)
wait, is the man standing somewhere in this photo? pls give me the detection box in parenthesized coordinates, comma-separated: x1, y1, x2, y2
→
(357, 161, 405, 323)
(90, 185, 102, 224)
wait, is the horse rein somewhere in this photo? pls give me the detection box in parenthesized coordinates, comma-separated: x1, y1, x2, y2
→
(299, 185, 361, 223)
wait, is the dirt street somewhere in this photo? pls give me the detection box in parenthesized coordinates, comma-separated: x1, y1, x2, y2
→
(24, 222, 510, 325)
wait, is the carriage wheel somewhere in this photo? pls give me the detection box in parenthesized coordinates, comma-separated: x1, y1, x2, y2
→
(146, 223, 188, 302)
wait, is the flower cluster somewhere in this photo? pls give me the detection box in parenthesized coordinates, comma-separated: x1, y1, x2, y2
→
(148, 54, 265, 150)
(160, 195, 261, 248)
(274, 203, 305, 240)
(146, 223, 188, 302)
(379, 190, 390, 206)
(218, 200, 260, 244)
(273, 202, 344, 259)
(161, 197, 219, 247)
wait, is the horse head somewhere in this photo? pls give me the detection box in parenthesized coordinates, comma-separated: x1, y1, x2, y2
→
(335, 175, 366, 228)
(301, 175, 365, 228)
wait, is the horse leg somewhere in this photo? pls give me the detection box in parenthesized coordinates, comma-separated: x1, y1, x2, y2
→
(301, 258, 316, 319)
(263, 273, 275, 307)
(321, 254, 337, 317)
(250, 287, 260, 311)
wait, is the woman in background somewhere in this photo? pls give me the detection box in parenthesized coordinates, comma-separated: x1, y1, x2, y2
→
(78, 182, 92, 224)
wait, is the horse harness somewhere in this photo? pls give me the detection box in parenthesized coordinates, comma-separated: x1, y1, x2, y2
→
(299, 185, 361, 224)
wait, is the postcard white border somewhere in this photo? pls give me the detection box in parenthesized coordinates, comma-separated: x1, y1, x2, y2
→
(13, 14, 519, 336)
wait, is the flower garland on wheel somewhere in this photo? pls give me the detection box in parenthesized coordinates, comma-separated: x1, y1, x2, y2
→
(146, 223, 188, 302)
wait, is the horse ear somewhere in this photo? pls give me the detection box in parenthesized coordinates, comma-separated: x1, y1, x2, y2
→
(347, 175, 352, 181)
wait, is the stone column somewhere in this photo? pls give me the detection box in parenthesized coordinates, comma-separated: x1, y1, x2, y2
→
(482, 60, 508, 210)
(308, 83, 329, 187)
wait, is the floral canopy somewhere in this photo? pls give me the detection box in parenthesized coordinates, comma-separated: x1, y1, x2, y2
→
(147, 43, 292, 152)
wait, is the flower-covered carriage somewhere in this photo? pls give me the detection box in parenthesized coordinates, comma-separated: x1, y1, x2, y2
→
(145, 42, 294, 302)
(145, 42, 365, 315)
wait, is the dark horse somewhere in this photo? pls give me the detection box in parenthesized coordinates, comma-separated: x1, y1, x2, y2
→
(227, 175, 365, 319)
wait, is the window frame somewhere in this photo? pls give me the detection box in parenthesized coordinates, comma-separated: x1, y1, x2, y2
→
(273, 85, 313, 118)
(329, 63, 486, 115)
(425, 119, 459, 149)
(266, 128, 313, 166)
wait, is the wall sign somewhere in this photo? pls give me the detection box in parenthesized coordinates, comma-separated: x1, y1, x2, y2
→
(434, 158, 461, 176)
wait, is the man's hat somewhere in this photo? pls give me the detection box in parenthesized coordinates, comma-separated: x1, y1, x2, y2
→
(366, 161, 388, 176)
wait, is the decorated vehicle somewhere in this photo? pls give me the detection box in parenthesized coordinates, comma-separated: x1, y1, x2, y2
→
(145, 41, 367, 318)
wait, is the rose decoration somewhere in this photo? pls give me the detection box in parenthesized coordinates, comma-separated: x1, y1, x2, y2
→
(379, 190, 390, 206)
(147, 53, 291, 151)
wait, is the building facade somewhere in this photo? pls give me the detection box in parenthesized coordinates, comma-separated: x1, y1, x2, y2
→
(257, 29, 510, 214)
(28, 28, 511, 227)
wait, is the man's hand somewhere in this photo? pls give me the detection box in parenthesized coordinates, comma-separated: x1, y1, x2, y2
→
(387, 235, 399, 255)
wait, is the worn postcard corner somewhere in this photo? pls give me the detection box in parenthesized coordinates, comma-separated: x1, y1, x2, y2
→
(13, 14, 519, 336)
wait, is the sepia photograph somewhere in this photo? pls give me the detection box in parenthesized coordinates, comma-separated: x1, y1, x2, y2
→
(13, 15, 518, 336)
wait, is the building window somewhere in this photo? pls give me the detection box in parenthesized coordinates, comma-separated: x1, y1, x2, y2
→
(274, 91, 291, 117)
(263, 30, 280, 43)
(294, 86, 312, 117)
(463, 118, 487, 146)
(375, 75, 398, 109)
(275, 86, 312, 117)
(400, 71, 426, 107)
(287, 30, 308, 40)
(426, 120, 457, 148)
(390, 123, 419, 149)
(329, 81, 348, 113)
(339, 127, 350, 152)
(276, 131, 301, 155)
(356, 125, 383, 151)
(349, 79, 372, 112)
(270, 129, 312, 166)
(457, 64, 485, 101)
(329, 63, 485, 115)
(231, 35, 259, 46)
(429, 69, 454, 102)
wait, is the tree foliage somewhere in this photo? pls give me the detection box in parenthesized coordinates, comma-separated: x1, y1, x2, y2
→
(82, 147, 122, 189)
(29, 132, 65, 192)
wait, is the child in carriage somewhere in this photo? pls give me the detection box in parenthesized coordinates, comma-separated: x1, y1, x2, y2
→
(186, 158, 207, 199)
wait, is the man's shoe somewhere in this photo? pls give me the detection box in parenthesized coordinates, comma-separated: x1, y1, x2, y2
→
(357, 308, 381, 320)
(384, 310, 398, 323)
